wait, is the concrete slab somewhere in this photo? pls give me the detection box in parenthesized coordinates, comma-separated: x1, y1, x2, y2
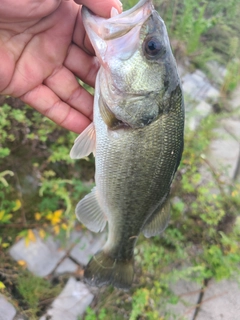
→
(187, 101, 212, 130)
(221, 118, 240, 140)
(167, 280, 201, 320)
(196, 279, 240, 320)
(55, 258, 78, 275)
(9, 231, 66, 277)
(230, 84, 240, 110)
(40, 277, 94, 320)
(0, 294, 16, 320)
(207, 119, 240, 181)
(206, 61, 227, 86)
(182, 70, 219, 103)
(69, 231, 107, 266)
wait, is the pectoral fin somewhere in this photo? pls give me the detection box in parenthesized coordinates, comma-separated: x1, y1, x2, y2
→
(142, 198, 170, 238)
(70, 122, 96, 159)
(76, 187, 107, 233)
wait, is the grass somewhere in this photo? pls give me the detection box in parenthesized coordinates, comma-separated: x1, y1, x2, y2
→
(16, 271, 62, 318)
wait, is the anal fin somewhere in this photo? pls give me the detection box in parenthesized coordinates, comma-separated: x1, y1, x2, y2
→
(142, 198, 170, 238)
(76, 187, 107, 233)
(70, 122, 96, 159)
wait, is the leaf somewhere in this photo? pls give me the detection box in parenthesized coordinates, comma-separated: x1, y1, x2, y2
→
(61, 223, 68, 230)
(0, 281, 5, 290)
(0, 211, 12, 223)
(12, 199, 22, 211)
(0, 210, 5, 221)
(2, 243, 10, 248)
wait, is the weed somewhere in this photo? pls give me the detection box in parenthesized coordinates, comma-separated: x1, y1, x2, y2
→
(16, 271, 62, 318)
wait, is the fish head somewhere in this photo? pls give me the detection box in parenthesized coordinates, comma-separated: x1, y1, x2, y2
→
(82, 0, 181, 128)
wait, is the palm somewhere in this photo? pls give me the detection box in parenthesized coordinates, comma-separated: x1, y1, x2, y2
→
(0, 0, 121, 133)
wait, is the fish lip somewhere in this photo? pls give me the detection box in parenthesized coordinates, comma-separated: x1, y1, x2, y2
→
(82, 0, 154, 41)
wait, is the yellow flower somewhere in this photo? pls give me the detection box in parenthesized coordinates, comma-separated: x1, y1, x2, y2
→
(25, 229, 36, 247)
(46, 211, 53, 221)
(46, 209, 63, 225)
(53, 210, 63, 218)
(17, 260, 27, 267)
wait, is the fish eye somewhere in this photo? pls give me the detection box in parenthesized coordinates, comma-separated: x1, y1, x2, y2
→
(144, 37, 165, 58)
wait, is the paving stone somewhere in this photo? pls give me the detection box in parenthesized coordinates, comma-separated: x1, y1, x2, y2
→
(178, 62, 189, 78)
(207, 119, 240, 181)
(40, 277, 94, 320)
(196, 279, 240, 320)
(221, 118, 240, 140)
(0, 294, 16, 320)
(55, 258, 78, 275)
(9, 231, 66, 277)
(187, 101, 212, 131)
(166, 280, 201, 320)
(69, 231, 107, 266)
(230, 84, 240, 110)
(182, 70, 220, 103)
(206, 61, 227, 86)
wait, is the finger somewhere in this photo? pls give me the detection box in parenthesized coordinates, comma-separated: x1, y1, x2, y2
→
(44, 65, 94, 119)
(0, 0, 61, 21)
(72, 7, 94, 55)
(64, 43, 99, 87)
(20, 84, 92, 133)
(74, 0, 122, 18)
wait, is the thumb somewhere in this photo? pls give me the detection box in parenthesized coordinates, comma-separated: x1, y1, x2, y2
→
(74, 0, 122, 18)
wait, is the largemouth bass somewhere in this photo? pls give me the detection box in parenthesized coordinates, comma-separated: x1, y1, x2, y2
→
(70, 0, 184, 289)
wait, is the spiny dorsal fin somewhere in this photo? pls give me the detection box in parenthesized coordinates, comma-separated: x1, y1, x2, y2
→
(76, 187, 107, 233)
(142, 198, 170, 238)
(70, 122, 96, 159)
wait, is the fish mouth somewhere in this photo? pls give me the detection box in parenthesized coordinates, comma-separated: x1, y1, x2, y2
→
(82, 0, 154, 62)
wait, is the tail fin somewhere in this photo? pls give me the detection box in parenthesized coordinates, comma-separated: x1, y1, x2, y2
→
(84, 250, 134, 290)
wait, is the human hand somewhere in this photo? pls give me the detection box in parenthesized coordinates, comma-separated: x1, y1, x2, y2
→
(0, 0, 122, 133)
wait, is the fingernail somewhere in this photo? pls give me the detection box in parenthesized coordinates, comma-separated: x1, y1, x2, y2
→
(111, 7, 119, 17)
(114, 0, 123, 12)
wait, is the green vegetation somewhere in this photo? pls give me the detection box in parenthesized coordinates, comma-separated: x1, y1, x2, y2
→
(0, 101, 92, 318)
(1, 0, 240, 319)
(16, 271, 62, 318)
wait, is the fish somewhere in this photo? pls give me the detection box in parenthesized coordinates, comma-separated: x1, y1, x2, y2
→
(70, 0, 184, 289)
